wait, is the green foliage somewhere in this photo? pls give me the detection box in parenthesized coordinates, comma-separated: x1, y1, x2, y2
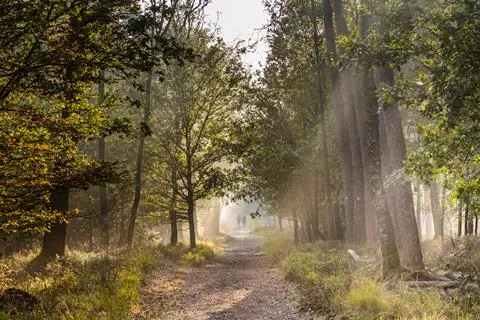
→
(145, 24, 251, 221)
(341, 0, 480, 206)
(0, 0, 136, 235)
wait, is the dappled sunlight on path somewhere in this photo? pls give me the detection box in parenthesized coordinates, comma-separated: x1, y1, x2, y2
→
(165, 232, 305, 320)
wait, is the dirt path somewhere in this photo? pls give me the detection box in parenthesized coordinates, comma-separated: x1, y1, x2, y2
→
(146, 232, 305, 320)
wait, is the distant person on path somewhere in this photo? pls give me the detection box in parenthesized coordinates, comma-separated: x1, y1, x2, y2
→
(237, 215, 241, 228)
(242, 215, 247, 228)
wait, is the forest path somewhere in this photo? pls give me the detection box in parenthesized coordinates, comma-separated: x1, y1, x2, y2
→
(160, 231, 305, 320)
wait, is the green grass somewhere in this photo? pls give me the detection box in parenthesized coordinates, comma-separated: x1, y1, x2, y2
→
(280, 243, 351, 314)
(262, 237, 474, 320)
(259, 232, 295, 262)
(0, 246, 163, 319)
(0, 240, 217, 319)
(346, 279, 391, 318)
(181, 243, 215, 266)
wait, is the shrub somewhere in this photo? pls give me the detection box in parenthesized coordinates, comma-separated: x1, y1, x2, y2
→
(271, 240, 472, 320)
(435, 237, 480, 316)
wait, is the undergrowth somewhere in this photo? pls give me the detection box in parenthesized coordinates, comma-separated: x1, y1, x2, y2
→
(263, 233, 476, 320)
(0, 241, 217, 319)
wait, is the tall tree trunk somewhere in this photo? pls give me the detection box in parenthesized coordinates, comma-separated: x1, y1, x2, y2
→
(187, 192, 196, 249)
(334, 200, 345, 241)
(312, 167, 321, 240)
(464, 202, 469, 235)
(169, 211, 178, 246)
(41, 188, 69, 258)
(378, 67, 424, 272)
(332, 0, 366, 245)
(476, 213, 479, 235)
(458, 200, 463, 237)
(354, 76, 376, 246)
(305, 210, 313, 242)
(310, 0, 334, 240)
(293, 211, 299, 244)
(127, 70, 153, 247)
(98, 70, 109, 250)
(430, 179, 443, 238)
(415, 181, 422, 240)
(362, 71, 401, 277)
(359, 13, 401, 276)
(320, 0, 354, 242)
(169, 167, 178, 246)
(41, 66, 74, 258)
(425, 185, 434, 239)
(467, 203, 474, 235)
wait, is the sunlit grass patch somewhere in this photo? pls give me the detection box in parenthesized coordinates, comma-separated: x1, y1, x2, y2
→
(0, 246, 161, 319)
(181, 242, 216, 266)
(346, 279, 392, 318)
(260, 237, 475, 320)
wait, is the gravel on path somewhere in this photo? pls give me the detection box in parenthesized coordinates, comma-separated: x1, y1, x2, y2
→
(163, 231, 306, 320)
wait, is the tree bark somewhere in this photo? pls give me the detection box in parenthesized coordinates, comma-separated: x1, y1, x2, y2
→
(354, 76, 376, 246)
(430, 179, 443, 238)
(41, 66, 74, 258)
(332, 0, 366, 245)
(293, 211, 299, 244)
(415, 181, 422, 240)
(359, 12, 401, 276)
(310, 0, 335, 240)
(187, 192, 196, 249)
(457, 200, 463, 237)
(98, 70, 109, 250)
(169, 167, 178, 246)
(378, 66, 424, 272)
(127, 70, 153, 247)
(464, 202, 469, 235)
(467, 203, 474, 235)
(476, 213, 479, 235)
(361, 70, 400, 276)
(320, 0, 354, 242)
(312, 167, 321, 240)
(41, 188, 69, 258)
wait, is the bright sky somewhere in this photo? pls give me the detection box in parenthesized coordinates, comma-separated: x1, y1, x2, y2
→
(205, 0, 268, 70)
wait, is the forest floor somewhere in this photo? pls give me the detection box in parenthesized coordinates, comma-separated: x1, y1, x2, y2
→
(138, 231, 306, 320)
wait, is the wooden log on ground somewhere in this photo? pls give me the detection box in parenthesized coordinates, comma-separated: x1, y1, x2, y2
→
(404, 281, 458, 289)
